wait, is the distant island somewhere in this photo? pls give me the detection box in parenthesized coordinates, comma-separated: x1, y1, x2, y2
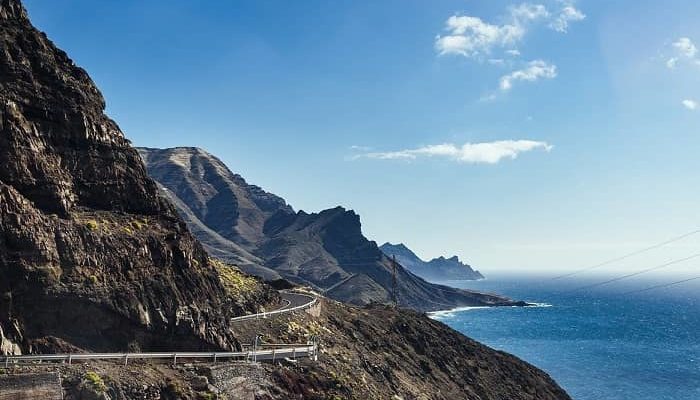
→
(381, 243, 484, 282)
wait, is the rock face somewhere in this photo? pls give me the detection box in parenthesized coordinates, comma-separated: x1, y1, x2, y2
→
(139, 147, 518, 311)
(0, 0, 275, 355)
(381, 242, 484, 282)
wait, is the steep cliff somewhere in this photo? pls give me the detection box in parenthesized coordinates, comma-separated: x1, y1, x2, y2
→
(139, 147, 519, 311)
(381, 242, 484, 282)
(0, 0, 275, 355)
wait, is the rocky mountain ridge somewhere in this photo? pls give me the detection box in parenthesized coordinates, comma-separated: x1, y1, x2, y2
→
(139, 147, 518, 311)
(0, 3, 572, 398)
(381, 242, 484, 282)
(0, 0, 275, 355)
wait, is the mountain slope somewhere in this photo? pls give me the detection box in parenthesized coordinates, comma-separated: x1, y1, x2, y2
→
(0, 0, 275, 355)
(139, 147, 520, 311)
(0, 5, 574, 399)
(381, 242, 484, 282)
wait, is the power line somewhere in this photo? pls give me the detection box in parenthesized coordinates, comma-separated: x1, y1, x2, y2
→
(552, 229, 700, 280)
(567, 252, 700, 293)
(623, 276, 700, 295)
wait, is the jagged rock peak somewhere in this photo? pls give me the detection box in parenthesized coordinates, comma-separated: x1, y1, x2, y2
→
(383, 242, 411, 251)
(0, 0, 27, 21)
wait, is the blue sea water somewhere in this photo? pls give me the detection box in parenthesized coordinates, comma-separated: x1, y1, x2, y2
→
(429, 275, 700, 400)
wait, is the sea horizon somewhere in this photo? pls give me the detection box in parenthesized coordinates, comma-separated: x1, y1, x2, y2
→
(428, 274, 700, 400)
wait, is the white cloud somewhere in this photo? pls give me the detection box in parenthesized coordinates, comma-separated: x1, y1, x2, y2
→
(673, 37, 697, 58)
(549, 5, 586, 33)
(682, 99, 698, 110)
(666, 57, 678, 69)
(355, 140, 553, 164)
(435, 3, 583, 94)
(435, 2, 585, 58)
(435, 15, 524, 57)
(510, 3, 550, 22)
(667, 37, 699, 68)
(350, 145, 373, 151)
(499, 60, 557, 91)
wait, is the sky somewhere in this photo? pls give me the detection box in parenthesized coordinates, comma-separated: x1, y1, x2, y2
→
(22, 0, 700, 275)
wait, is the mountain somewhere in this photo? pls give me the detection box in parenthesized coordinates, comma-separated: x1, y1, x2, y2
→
(138, 147, 519, 311)
(381, 242, 484, 282)
(0, 3, 573, 398)
(0, 0, 276, 355)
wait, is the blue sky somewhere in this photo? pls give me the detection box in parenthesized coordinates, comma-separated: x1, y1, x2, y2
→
(23, 0, 700, 275)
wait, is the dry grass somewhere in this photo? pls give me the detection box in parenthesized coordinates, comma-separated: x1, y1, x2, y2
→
(211, 258, 259, 296)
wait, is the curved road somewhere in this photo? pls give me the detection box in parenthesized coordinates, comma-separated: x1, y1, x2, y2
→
(278, 291, 316, 310)
(230, 291, 317, 322)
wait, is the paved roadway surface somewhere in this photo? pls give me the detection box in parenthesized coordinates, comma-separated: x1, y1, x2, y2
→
(278, 291, 316, 310)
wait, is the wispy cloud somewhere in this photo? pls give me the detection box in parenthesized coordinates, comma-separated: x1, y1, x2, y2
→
(549, 4, 586, 33)
(435, 2, 582, 95)
(674, 37, 698, 58)
(435, 2, 584, 59)
(350, 145, 373, 151)
(500, 60, 557, 91)
(434, 15, 524, 57)
(353, 140, 553, 164)
(667, 37, 700, 69)
(682, 99, 697, 110)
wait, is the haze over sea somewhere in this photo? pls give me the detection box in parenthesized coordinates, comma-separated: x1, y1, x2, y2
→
(429, 274, 700, 400)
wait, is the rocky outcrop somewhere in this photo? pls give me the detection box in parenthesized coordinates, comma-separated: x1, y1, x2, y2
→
(381, 242, 484, 282)
(139, 147, 519, 311)
(0, 0, 276, 355)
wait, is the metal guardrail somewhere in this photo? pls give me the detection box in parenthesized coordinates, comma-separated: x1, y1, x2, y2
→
(1, 343, 318, 367)
(230, 293, 318, 322)
(0, 292, 322, 368)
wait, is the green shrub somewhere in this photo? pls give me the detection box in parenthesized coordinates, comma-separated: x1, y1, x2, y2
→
(85, 220, 99, 231)
(197, 392, 216, 400)
(84, 371, 106, 392)
(212, 259, 258, 295)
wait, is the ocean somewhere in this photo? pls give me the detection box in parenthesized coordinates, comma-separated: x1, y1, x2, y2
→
(428, 275, 700, 400)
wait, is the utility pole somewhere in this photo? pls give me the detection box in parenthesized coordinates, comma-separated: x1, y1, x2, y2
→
(391, 255, 398, 308)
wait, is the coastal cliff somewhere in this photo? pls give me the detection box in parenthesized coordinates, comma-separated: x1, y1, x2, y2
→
(139, 147, 517, 312)
(381, 242, 484, 282)
(0, 1, 571, 398)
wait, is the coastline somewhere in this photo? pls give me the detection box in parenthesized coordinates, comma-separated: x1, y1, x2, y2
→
(428, 302, 552, 320)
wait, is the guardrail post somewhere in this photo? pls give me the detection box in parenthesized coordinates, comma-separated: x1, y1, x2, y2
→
(292, 348, 296, 361)
(173, 353, 177, 366)
(315, 337, 319, 362)
(272, 349, 276, 363)
(124, 355, 128, 366)
(68, 354, 72, 365)
(213, 353, 217, 363)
